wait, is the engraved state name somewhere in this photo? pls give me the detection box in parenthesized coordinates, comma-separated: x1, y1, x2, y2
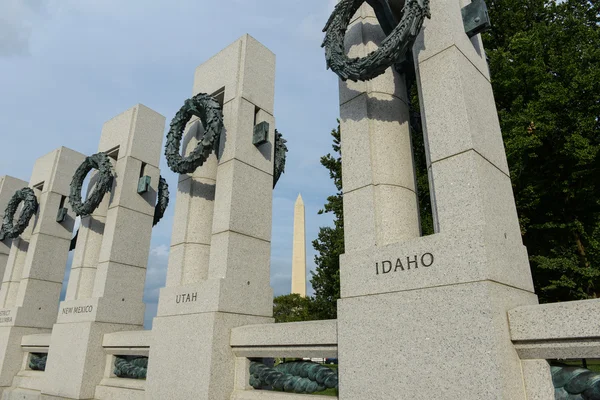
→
(62, 305, 94, 315)
(375, 253, 434, 275)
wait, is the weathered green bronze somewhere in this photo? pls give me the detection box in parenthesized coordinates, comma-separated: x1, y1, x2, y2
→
(273, 129, 287, 188)
(137, 175, 151, 194)
(1, 187, 38, 239)
(322, 0, 430, 82)
(29, 353, 47, 371)
(552, 364, 600, 399)
(69, 153, 114, 217)
(165, 93, 224, 174)
(461, 0, 491, 38)
(253, 121, 270, 146)
(250, 361, 338, 394)
(56, 207, 68, 223)
(152, 176, 169, 226)
(114, 356, 148, 379)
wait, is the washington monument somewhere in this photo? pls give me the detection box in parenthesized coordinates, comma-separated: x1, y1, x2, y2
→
(291, 194, 306, 296)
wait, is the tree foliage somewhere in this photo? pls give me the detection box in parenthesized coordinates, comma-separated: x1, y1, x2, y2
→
(310, 124, 343, 320)
(484, 0, 600, 302)
(273, 294, 313, 323)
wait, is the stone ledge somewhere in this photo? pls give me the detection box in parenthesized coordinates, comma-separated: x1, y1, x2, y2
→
(509, 299, 600, 341)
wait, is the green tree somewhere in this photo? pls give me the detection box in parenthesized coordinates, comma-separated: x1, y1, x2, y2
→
(273, 294, 313, 323)
(484, 0, 600, 301)
(310, 123, 343, 320)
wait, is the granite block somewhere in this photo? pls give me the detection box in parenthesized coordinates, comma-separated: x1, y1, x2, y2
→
(31, 192, 76, 240)
(28, 151, 57, 190)
(337, 281, 536, 400)
(430, 151, 521, 238)
(146, 312, 271, 400)
(340, 92, 416, 194)
(342, 184, 419, 253)
(128, 104, 165, 167)
(211, 160, 273, 242)
(218, 98, 274, 175)
(165, 243, 211, 287)
(412, 0, 490, 81)
(230, 320, 337, 348)
(98, 207, 153, 268)
(92, 261, 146, 302)
(509, 299, 600, 342)
(109, 158, 159, 217)
(169, 176, 216, 246)
(64, 267, 96, 301)
(41, 322, 140, 399)
(99, 104, 165, 166)
(521, 360, 554, 400)
(514, 339, 600, 360)
(417, 46, 508, 173)
(340, 227, 534, 298)
(21, 234, 70, 283)
(0, 327, 42, 389)
(339, 16, 410, 106)
(45, 147, 87, 196)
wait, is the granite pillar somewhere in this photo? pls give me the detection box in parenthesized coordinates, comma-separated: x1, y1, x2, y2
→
(336, 1, 550, 399)
(41, 105, 165, 400)
(146, 34, 274, 400)
(0, 148, 85, 396)
(339, 5, 420, 252)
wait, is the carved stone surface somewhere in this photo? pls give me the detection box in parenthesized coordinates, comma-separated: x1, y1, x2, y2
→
(165, 93, 224, 174)
(322, 0, 430, 82)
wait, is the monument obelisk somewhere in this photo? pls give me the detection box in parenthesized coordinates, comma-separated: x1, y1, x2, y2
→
(291, 194, 306, 296)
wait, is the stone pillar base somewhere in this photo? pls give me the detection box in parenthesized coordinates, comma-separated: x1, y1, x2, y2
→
(146, 312, 272, 400)
(337, 281, 538, 400)
(41, 322, 140, 400)
(0, 327, 47, 395)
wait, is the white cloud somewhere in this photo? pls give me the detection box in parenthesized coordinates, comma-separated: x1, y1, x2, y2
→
(150, 244, 169, 258)
(0, 0, 46, 56)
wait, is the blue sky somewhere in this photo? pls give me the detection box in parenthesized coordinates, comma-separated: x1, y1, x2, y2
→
(0, 0, 341, 327)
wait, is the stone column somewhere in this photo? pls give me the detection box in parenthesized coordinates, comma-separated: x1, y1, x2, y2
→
(41, 105, 165, 400)
(0, 147, 85, 395)
(64, 174, 110, 300)
(337, 1, 550, 399)
(164, 113, 218, 287)
(0, 176, 28, 282)
(339, 4, 420, 253)
(146, 34, 274, 400)
(291, 194, 306, 296)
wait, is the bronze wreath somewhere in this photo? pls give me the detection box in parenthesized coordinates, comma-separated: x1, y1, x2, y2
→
(273, 129, 288, 188)
(1, 187, 38, 239)
(322, 0, 430, 82)
(69, 152, 114, 217)
(165, 93, 224, 174)
(152, 176, 169, 226)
